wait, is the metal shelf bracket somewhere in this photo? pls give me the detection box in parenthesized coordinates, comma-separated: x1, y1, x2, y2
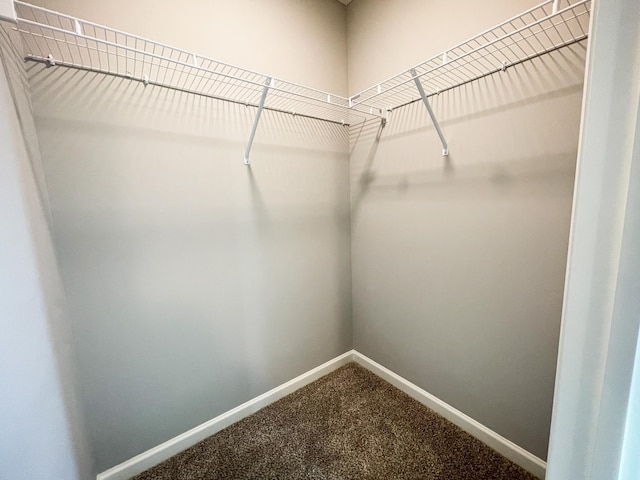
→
(244, 76, 272, 166)
(410, 69, 449, 156)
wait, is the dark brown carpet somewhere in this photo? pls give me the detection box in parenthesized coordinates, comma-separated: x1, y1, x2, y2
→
(133, 363, 539, 479)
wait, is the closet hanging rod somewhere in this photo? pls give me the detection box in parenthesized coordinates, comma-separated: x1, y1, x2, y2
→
(20, 55, 350, 126)
(391, 34, 587, 113)
(349, 0, 591, 111)
(16, 19, 355, 124)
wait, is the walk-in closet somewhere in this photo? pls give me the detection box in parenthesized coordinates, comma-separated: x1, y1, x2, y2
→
(2, 0, 639, 479)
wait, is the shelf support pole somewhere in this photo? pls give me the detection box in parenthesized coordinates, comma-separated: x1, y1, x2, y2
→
(410, 69, 449, 156)
(244, 76, 272, 166)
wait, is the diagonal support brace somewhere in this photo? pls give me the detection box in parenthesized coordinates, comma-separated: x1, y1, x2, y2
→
(244, 76, 272, 165)
(411, 69, 449, 156)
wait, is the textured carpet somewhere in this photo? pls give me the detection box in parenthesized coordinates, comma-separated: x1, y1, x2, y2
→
(133, 363, 539, 479)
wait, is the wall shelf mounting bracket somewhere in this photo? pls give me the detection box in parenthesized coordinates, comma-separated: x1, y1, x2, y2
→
(411, 69, 448, 156)
(244, 76, 272, 166)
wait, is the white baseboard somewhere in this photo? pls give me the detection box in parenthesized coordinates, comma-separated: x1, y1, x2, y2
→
(97, 351, 354, 480)
(98, 349, 546, 480)
(352, 351, 547, 479)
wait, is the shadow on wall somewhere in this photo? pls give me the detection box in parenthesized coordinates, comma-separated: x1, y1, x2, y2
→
(350, 41, 587, 219)
(26, 60, 352, 471)
(27, 61, 350, 156)
(349, 39, 587, 460)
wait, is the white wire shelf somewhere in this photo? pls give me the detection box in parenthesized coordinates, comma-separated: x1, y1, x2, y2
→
(9, 0, 591, 158)
(13, 1, 371, 126)
(350, 0, 591, 113)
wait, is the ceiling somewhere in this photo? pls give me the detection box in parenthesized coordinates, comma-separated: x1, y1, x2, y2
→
(337, 0, 353, 6)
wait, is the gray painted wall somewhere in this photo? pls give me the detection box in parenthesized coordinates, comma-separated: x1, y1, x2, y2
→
(0, 25, 93, 480)
(347, 0, 585, 460)
(8, 0, 588, 475)
(30, 0, 351, 473)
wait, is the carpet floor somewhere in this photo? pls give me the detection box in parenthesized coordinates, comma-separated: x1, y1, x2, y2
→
(133, 363, 540, 479)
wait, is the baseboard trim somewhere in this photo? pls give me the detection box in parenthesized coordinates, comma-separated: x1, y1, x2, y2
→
(96, 350, 354, 480)
(352, 351, 547, 479)
(98, 349, 546, 480)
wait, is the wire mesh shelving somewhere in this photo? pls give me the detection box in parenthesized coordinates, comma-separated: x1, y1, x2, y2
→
(8, 0, 591, 159)
(350, 0, 591, 112)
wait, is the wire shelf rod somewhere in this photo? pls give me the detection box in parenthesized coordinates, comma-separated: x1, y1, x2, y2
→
(14, 1, 354, 110)
(351, 0, 559, 102)
(415, 19, 588, 96)
(20, 18, 377, 121)
(350, 0, 590, 108)
(19, 56, 357, 124)
(22, 55, 354, 126)
(18, 20, 297, 100)
(392, 34, 587, 112)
